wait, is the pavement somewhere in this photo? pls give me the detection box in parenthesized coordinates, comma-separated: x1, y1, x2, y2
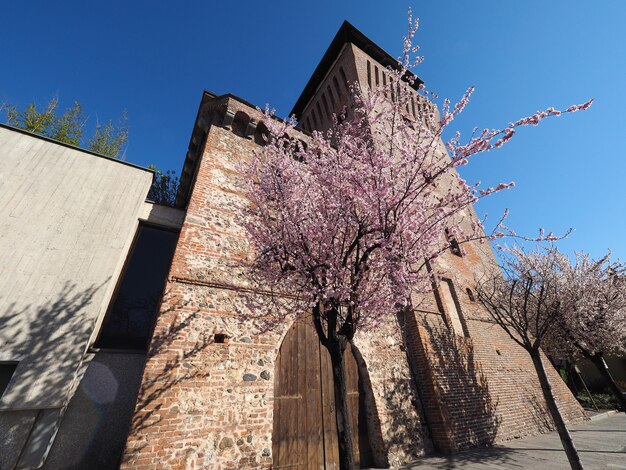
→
(402, 411, 626, 469)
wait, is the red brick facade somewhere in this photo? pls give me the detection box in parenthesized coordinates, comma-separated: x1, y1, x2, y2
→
(122, 24, 586, 470)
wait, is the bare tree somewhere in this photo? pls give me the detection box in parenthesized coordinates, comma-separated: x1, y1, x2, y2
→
(476, 246, 584, 470)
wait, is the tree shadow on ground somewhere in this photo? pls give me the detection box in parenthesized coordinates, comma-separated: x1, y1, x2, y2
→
(400, 445, 522, 469)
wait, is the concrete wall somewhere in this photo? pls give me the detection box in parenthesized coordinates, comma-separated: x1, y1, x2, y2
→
(43, 352, 147, 470)
(0, 126, 152, 468)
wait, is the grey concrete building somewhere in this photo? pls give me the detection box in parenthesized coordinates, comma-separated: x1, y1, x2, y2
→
(0, 125, 183, 469)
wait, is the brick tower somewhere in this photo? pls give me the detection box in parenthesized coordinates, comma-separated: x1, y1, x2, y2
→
(122, 21, 585, 469)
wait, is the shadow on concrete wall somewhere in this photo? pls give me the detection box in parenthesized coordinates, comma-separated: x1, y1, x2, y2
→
(0, 281, 214, 469)
(43, 352, 147, 470)
(0, 282, 104, 470)
(0, 282, 103, 407)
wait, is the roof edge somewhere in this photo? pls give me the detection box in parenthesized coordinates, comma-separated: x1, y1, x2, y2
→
(290, 20, 423, 119)
(0, 122, 153, 173)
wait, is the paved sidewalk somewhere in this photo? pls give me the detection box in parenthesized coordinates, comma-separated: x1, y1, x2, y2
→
(403, 412, 626, 469)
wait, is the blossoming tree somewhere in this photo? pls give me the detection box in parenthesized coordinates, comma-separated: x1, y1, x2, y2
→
(241, 11, 591, 469)
(545, 252, 626, 410)
(475, 246, 584, 470)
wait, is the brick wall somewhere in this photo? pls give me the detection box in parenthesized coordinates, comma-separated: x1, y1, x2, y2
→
(404, 238, 586, 454)
(123, 92, 586, 469)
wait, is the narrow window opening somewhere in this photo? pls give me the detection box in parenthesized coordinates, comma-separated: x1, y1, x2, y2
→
(332, 76, 343, 100)
(321, 93, 331, 121)
(0, 362, 18, 398)
(374, 65, 379, 86)
(326, 85, 336, 109)
(439, 279, 469, 337)
(382, 73, 388, 98)
(339, 67, 349, 91)
(367, 61, 372, 88)
(311, 108, 319, 129)
(315, 102, 325, 128)
(466, 288, 476, 302)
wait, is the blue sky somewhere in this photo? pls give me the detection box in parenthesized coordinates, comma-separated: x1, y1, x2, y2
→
(1, 1, 624, 259)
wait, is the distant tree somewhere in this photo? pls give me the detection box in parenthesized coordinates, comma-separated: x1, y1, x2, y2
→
(88, 111, 129, 159)
(2, 96, 128, 158)
(147, 165, 179, 207)
(476, 246, 584, 470)
(4, 97, 84, 146)
(544, 251, 626, 410)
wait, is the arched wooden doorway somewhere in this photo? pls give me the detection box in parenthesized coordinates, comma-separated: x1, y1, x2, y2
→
(273, 321, 373, 469)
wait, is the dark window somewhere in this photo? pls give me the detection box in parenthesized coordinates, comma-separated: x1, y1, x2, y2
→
(326, 85, 336, 109)
(95, 224, 178, 351)
(0, 362, 18, 397)
(445, 228, 462, 257)
(214, 334, 227, 344)
(466, 288, 476, 302)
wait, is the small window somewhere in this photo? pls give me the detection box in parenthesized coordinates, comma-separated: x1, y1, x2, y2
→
(214, 334, 228, 344)
(466, 288, 476, 302)
(445, 228, 462, 257)
(0, 362, 18, 398)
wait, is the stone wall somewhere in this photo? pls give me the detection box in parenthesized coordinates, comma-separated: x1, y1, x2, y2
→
(123, 89, 586, 468)
(122, 98, 430, 469)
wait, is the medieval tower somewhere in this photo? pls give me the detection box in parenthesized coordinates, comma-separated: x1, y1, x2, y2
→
(120, 22, 585, 469)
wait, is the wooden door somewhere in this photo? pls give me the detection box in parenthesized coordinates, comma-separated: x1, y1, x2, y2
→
(273, 321, 368, 469)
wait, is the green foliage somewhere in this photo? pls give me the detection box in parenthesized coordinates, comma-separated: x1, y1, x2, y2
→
(5, 98, 84, 146)
(2, 97, 127, 158)
(576, 393, 623, 411)
(147, 165, 179, 207)
(89, 111, 129, 159)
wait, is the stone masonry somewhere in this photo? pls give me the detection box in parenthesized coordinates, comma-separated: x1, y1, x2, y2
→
(122, 22, 586, 469)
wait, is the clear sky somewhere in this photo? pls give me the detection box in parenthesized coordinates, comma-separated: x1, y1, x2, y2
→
(1, 1, 624, 259)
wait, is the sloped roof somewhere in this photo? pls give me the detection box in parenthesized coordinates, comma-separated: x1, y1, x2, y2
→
(290, 20, 423, 119)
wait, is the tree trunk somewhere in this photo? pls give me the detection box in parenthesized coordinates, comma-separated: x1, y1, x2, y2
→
(327, 336, 356, 470)
(529, 348, 584, 470)
(590, 352, 626, 411)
